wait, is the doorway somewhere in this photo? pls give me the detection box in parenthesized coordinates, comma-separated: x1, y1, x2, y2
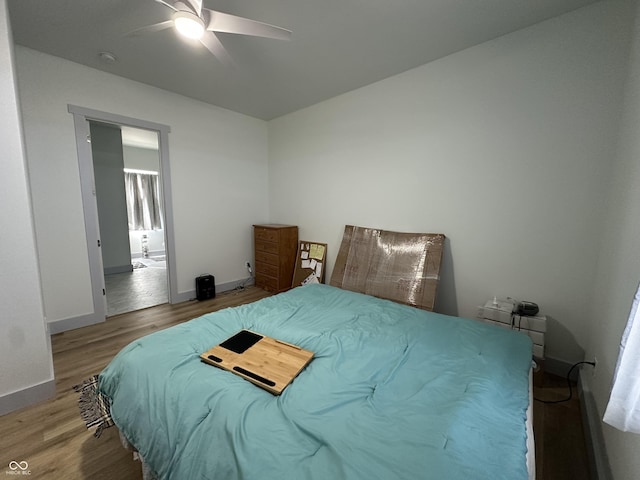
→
(69, 105, 177, 325)
(89, 121, 168, 316)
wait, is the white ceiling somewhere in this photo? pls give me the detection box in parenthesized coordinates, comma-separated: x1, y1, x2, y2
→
(8, 0, 598, 120)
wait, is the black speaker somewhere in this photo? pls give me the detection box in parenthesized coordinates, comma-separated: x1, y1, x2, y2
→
(196, 275, 216, 301)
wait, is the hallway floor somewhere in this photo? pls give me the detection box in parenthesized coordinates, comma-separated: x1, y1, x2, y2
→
(104, 257, 168, 316)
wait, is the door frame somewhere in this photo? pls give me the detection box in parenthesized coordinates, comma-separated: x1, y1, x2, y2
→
(68, 104, 177, 324)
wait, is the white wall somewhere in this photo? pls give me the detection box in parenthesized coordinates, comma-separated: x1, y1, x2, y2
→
(268, 1, 631, 365)
(14, 46, 269, 325)
(0, 0, 54, 412)
(585, 1, 640, 479)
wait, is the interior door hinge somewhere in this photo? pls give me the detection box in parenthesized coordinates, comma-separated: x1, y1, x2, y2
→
(103, 288, 106, 296)
(97, 239, 101, 247)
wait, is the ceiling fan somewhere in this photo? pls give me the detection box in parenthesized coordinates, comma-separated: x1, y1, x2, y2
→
(128, 0, 292, 66)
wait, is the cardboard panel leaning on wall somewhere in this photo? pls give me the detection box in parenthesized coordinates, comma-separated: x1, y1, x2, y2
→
(330, 225, 445, 311)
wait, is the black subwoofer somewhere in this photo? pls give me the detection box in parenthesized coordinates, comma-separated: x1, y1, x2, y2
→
(196, 274, 216, 301)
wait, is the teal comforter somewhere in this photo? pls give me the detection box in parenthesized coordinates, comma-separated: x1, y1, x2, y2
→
(99, 284, 532, 480)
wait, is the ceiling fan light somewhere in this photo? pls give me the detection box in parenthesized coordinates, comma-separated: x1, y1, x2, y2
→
(173, 11, 205, 40)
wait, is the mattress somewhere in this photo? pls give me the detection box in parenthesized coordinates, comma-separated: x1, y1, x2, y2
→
(99, 283, 533, 480)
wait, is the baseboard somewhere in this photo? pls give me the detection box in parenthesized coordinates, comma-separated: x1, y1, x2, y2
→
(578, 375, 613, 480)
(0, 378, 56, 416)
(48, 312, 105, 335)
(544, 357, 576, 379)
(49, 278, 256, 333)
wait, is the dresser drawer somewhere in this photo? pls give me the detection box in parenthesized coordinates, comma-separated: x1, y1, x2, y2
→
(515, 328, 544, 346)
(255, 272, 279, 292)
(255, 240, 280, 255)
(255, 250, 278, 266)
(514, 314, 547, 333)
(255, 261, 279, 278)
(254, 227, 280, 243)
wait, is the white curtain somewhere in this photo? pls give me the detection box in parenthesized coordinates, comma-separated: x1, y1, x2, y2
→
(124, 172, 163, 231)
(603, 282, 640, 433)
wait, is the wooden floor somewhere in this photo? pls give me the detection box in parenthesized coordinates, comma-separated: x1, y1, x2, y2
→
(533, 371, 592, 480)
(0, 286, 591, 479)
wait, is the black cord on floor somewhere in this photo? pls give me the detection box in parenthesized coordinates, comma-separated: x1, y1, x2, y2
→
(234, 274, 254, 292)
(534, 361, 596, 404)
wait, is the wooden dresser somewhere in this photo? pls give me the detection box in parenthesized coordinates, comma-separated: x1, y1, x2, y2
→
(253, 224, 298, 293)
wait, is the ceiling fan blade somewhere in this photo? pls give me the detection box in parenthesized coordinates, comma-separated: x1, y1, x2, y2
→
(202, 9, 292, 41)
(199, 32, 234, 68)
(182, 0, 203, 15)
(153, 0, 178, 12)
(126, 20, 174, 37)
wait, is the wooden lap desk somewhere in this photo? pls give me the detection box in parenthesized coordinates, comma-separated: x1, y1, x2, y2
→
(200, 330, 314, 395)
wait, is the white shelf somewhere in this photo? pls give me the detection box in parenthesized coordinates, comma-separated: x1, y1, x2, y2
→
(476, 300, 547, 359)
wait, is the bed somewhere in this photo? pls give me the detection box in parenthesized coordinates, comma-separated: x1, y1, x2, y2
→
(97, 283, 534, 480)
